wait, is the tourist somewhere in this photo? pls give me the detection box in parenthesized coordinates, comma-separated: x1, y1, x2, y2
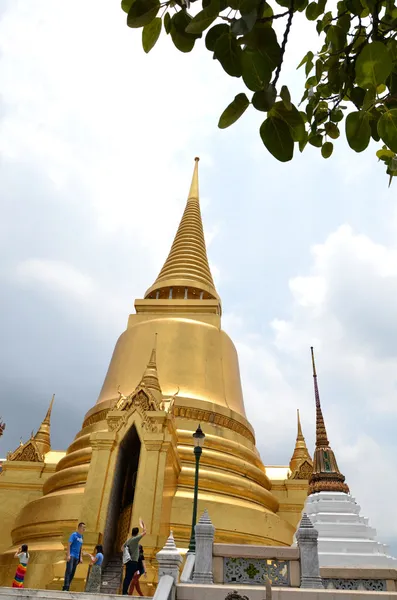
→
(12, 545, 29, 588)
(122, 520, 147, 595)
(128, 544, 146, 596)
(84, 544, 104, 593)
(62, 521, 86, 591)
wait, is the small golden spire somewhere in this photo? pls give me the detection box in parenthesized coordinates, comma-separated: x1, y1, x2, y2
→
(34, 394, 55, 456)
(297, 408, 303, 439)
(144, 158, 219, 303)
(308, 348, 349, 495)
(141, 335, 162, 401)
(289, 409, 312, 474)
(188, 157, 200, 201)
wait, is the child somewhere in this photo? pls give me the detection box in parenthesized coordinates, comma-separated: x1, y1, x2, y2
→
(12, 544, 29, 588)
(84, 544, 104, 593)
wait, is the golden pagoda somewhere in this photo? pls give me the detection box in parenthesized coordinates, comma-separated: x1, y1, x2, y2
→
(289, 410, 313, 480)
(0, 159, 310, 593)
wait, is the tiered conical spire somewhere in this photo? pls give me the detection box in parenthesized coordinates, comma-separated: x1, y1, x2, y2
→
(34, 394, 55, 456)
(144, 158, 219, 302)
(289, 409, 312, 474)
(140, 336, 162, 403)
(309, 348, 349, 495)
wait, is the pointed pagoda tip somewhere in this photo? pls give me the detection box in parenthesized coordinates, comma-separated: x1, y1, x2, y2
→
(43, 394, 55, 424)
(297, 408, 303, 439)
(149, 334, 158, 364)
(188, 156, 200, 201)
(310, 346, 317, 377)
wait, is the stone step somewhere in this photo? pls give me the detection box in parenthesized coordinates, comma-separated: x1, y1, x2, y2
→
(0, 588, 151, 599)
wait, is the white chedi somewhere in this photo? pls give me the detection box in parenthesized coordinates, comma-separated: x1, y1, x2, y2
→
(304, 491, 397, 568)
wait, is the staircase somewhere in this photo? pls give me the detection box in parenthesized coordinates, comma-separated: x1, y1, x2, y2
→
(101, 552, 123, 595)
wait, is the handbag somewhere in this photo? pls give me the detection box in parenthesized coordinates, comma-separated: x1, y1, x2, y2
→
(122, 543, 132, 565)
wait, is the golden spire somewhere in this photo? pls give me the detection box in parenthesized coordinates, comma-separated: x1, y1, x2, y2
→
(144, 158, 219, 302)
(289, 409, 312, 473)
(140, 335, 162, 403)
(309, 348, 349, 495)
(34, 394, 55, 456)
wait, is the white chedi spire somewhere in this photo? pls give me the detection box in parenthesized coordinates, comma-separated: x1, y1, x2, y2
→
(305, 492, 397, 568)
(301, 348, 397, 568)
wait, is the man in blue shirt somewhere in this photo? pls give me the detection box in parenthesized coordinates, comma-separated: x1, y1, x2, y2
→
(62, 522, 86, 591)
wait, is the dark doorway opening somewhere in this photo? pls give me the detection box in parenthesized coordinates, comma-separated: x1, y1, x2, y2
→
(101, 424, 141, 594)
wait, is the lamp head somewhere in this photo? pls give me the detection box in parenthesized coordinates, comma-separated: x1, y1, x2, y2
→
(193, 424, 205, 448)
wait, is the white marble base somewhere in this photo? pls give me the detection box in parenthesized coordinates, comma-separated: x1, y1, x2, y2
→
(303, 492, 397, 568)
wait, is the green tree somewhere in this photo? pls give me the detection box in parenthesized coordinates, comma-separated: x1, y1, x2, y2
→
(122, 0, 397, 184)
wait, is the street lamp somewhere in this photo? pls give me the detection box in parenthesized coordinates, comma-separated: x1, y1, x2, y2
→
(188, 424, 205, 553)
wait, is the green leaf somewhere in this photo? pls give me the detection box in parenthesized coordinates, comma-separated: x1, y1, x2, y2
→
(142, 17, 162, 52)
(127, 0, 160, 28)
(241, 49, 271, 91)
(186, 0, 220, 34)
(270, 101, 306, 141)
(241, 0, 260, 12)
(363, 87, 376, 111)
(171, 12, 197, 52)
(242, 26, 281, 71)
(315, 59, 323, 83)
(325, 122, 340, 139)
(299, 133, 309, 152)
(306, 2, 319, 20)
(260, 116, 294, 162)
(378, 109, 397, 152)
(214, 33, 243, 77)
(326, 25, 345, 51)
(252, 84, 277, 111)
(330, 108, 343, 123)
(345, 111, 371, 152)
(297, 51, 313, 70)
(376, 147, 395, 160)
(355, 42, 393, 90)
(321, 141, 333, 158)
(309, 134, 323, 147)
(122, 0, 134, 13)
(205, 24, 229, 51)
(350, 87, 366, 109)
(305, 60, 314, 77)
(280, 85, 292, 110)
(218, 93, 250, 128)
(164, 12, 171, 34)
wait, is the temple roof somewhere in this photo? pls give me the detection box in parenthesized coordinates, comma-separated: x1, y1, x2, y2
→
(308, 347, 349, 495)
(7, 395, 54, 462)
(144, 158, 219, 303)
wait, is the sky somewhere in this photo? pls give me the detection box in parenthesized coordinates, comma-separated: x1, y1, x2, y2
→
(1, 0, 397, 553)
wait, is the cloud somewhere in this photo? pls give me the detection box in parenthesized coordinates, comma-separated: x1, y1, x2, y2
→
(16, 259, 95, 300)
(226, 223, 397, 543)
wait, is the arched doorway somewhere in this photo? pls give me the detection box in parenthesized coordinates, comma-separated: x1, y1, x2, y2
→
(101, 424, 141, 593)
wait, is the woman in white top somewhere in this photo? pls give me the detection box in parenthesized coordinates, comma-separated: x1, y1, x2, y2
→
(12, 544, 29, 588)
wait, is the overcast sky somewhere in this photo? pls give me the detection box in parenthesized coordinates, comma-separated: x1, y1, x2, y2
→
(1, 0, 397, 553)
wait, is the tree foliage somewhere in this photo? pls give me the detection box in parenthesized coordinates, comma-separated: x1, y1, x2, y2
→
(122, 0, 397, 184)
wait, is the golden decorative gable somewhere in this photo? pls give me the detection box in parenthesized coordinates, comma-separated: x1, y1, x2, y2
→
(290, 459, 313, 480)
(7, 440, 43, 463)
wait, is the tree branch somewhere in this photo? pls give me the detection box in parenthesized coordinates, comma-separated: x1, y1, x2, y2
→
(258, 10, 289, 22)
(272, 1, 294, 86)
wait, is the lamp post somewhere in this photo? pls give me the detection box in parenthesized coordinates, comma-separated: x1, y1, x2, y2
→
(188, 424, 205, 553)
